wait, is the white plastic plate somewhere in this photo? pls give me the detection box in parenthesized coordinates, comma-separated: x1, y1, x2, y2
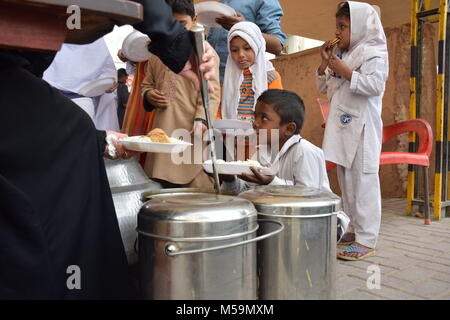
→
(120, 136, 192, 153)
(203, 161, 274, 176)
(195, 2, 236, 28)
(79, 77, 116, 97)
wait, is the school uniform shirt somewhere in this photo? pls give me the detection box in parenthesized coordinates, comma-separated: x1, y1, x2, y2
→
(317, 56, 388, 174)
(222, 134, 331, 194)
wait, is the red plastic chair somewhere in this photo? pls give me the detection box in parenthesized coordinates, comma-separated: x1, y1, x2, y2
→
(316, 98, 433, 224)
(317, 98, 329, 128)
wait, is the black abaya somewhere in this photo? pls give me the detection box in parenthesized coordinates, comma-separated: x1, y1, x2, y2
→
(0, 60, 134, 299)
(0, 0, 198, 299)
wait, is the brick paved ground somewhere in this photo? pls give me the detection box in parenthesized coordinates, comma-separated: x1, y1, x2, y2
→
(337, 198, 450, 300)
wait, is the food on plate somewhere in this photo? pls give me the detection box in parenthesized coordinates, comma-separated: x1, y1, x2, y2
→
(145, 128, 170, 143)
(204, 159, 262, 167)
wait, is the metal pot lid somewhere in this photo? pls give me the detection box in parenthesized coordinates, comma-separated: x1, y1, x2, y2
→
(139, 192, 256, 223)
(238, 185, 341, 216)
(138, 192, 257, 238)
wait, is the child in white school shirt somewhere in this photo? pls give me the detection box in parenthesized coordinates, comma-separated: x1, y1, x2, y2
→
(221, 89, 331, 194)
(317, 1, 389, 260)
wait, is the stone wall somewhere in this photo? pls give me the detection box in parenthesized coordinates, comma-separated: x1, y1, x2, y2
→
(271, 23, 437, 197)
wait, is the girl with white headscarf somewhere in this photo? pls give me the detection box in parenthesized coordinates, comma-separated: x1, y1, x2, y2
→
(221, 21, 283, 121)
(316, 1, 389, 260)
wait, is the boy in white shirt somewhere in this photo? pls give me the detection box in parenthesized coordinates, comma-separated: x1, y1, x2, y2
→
(222, 89, 331, 194)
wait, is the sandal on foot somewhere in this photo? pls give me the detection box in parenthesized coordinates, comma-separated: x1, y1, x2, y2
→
(338, 233, 355, 246)
(337, 244, 375, 261)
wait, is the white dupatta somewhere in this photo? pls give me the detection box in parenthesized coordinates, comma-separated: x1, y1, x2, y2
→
(221, 21, 274, 119)
(326, 1, 388, 99)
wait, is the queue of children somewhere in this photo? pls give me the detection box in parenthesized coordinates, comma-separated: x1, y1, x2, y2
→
(117, 0, 388, 262)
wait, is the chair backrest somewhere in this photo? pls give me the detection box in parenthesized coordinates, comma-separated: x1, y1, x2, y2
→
(382, 119, 433, 156)
(316, 98, 329, 122)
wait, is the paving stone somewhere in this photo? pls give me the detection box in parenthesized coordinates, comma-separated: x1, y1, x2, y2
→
(391, 242, 443, 257)
(377, 255, 420, 270)
(389, 265, 436, 282)
(414, 235, 450, 245)
(402, 278, 450, 299)
(345, 260, 397, 277)
(336, 276, 365, 295)
(431, 256, 450, 267)
(431, 272, 450, 284)
(379, 232, 419, 242)
(427, 241, 450, 253)
(338, 289, 380, 300)
(342, 267, 371, 281)
(440, 253, 450, 260)
(417, 261, 450, 274)
(375, 247, 408, 259)
(437, 293, 450, 300)
(336, 198, 450, 299)
(403, 251, 440, 263)
(359, 286, 423, 300)
(362, 255, 390, 265)
(379, 275, 413, 290)
(338, 269, 370, 282)
(336, 262, 364, 276)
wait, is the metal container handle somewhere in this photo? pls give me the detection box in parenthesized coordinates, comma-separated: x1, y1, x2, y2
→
(164, 219, 284, 257)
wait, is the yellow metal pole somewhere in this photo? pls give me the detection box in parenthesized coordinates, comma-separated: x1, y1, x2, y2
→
(434, 0, 448, 220)
(407, 0, 419, 215)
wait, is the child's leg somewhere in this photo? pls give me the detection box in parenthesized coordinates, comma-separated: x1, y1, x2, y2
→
(352, 169, 381, 248)
(336, 165, 355, 237)
(341, 142, 381, 249)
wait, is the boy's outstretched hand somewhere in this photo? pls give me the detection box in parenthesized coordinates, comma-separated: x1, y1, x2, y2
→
(239, 167, 275, 185)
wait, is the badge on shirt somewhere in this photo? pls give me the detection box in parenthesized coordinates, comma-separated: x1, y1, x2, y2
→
(340, 113, 352, 125)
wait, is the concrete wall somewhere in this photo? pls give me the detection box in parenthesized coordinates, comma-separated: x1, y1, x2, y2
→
(271, 22, 437, 198)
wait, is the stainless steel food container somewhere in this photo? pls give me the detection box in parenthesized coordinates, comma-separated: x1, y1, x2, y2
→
(137, 190, 283, 300)
(239, 185, 340, 300)
(104, 157, 162, 265)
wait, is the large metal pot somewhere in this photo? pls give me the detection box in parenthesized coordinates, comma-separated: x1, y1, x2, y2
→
(137, 190, 283, 300)
(104, 158, 162, 265)
(239, 185, 340, 300)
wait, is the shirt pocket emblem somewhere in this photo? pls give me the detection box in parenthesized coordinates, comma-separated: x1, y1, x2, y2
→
(340, 113, 352, 125)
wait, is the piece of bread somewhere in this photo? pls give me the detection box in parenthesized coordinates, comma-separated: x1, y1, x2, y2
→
(328, 38, 340, 48)
(146, 128, 170, 143)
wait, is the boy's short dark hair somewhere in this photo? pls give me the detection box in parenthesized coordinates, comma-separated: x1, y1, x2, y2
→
(165, 0, 195, 19)
(257, 89, 305, 134)
(336, 1, 350, 19)
(117, 68, 128, 79)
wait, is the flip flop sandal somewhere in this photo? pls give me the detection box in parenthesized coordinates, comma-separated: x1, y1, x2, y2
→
(337, 244, 376, 261)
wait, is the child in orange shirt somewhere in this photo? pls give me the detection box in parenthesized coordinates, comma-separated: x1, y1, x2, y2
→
(221, 21, 283, 122)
